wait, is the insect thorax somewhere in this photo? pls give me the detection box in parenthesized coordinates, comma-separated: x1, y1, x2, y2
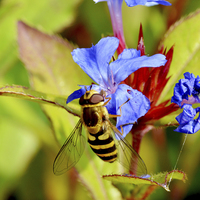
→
(82, 106, 108, 134)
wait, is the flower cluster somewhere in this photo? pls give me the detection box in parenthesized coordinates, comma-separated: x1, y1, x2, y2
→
(172, 72, 200, 134)
(67, 37, 167, 137)
(66, 0, 181, 141)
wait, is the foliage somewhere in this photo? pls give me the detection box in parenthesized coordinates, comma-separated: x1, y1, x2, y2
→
(1, 0, 200, 200)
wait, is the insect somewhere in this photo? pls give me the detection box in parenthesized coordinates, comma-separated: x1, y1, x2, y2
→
(53, 89, 147, 176)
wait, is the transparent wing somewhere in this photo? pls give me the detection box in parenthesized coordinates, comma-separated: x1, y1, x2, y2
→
(109, 122, 147, 177)
(53, 120, 86, 175)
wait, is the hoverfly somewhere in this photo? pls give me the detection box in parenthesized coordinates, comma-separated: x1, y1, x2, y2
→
(53, 89, 147, 176)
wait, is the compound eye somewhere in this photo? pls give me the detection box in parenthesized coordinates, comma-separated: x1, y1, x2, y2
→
(79, 95, 85, 105)
(89, 94, 104, 104)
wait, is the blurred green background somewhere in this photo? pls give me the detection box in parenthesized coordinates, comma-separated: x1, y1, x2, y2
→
(0, 0, 200, 199)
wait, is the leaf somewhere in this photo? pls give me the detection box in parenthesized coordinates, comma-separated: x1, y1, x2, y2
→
(0, 0, 81, 78)
(103, 170, 187, 199)
(0, 113, 41, 200)
(0, 85, 80, 117)
(18, 20, 91, 141)
(159, 9, 200, 103)
(18, 21, 91, 95)
(0, 1, 83, 197)
(18, 22, 121, 200)
(123, 5, 167, 54)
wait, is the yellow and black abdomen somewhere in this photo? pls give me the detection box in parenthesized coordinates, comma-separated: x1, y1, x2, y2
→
(82, 106, 118, 163)
(87, 123, 118, 163)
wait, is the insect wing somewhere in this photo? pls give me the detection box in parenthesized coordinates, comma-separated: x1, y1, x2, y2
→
(110, 123, 147, 177)
(53, 120, 86, 175)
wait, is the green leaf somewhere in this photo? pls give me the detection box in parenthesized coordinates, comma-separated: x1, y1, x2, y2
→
(18, 21, 91, 95)
(0, 0, 82, 80)
(0, 85, 80, 117)
(0, 115, 40, 200)
(18, 20, 90, 141)
(18, 22, 122, 200)
(164, 170, 187, 183)
(159, 9, 200, 103)
(103, 170, 187, 199)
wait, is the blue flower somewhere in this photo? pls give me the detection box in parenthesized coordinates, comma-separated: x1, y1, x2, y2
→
(93, 0, 171, 55)
(172, 72, 200, 107)
(93, 0, 171, 7)
(68, 37, 167, 137)
(172, 72, 200, 134)
(174, 105, 200, 134)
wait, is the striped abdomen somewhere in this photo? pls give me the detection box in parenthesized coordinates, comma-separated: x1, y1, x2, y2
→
(88, 126, 118, 163)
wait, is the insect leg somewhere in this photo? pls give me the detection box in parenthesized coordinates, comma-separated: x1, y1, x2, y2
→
(108, 98, 131, 136)
(109, 98, 130, 118)
(103, 96, 111, 106)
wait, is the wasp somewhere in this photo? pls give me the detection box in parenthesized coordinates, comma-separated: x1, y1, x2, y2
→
(53, 89, 147, 176)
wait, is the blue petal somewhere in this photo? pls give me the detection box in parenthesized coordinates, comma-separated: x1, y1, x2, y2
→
(171, 79, 193, 106)
(125, 0, 146, 6)
(106, 84, 150, 137)
(109, 50, 167, 84)
(94, 0, 171, 6)
(174, 119, 200, 134)
(171, 72, 197, 106)
(124, 0, 171, 6)
(181, 96, 200, 105)
(67, 87, 86, 104)
(145, 2, 158, 6)
(193, 75, 200, 99)
(66, 84, 102, 104)
(93, 0, 107, 3)
(145, 1, 171, 6)
(72, 37, 119, 88)
(174, 105, 200, 134)
(173, 73, 200, 134)
(175, 104, 196, 125)
(183, 72, 195, 79)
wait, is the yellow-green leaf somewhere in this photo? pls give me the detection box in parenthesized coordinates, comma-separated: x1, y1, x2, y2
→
(103, 170, 187, 194)
(159, 9, 200, 103)
(18, 21, 121, 200)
